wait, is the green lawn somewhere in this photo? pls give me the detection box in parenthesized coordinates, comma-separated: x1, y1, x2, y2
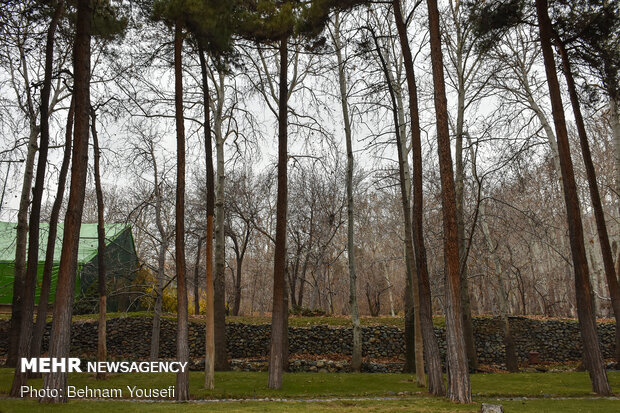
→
(0, 370, 619, 412)
(2, 369, 620, 399)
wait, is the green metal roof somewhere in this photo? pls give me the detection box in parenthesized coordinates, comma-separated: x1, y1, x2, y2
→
(0, 221, 128, 264)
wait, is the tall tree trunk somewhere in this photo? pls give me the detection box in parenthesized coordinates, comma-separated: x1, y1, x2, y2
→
(10, 1, 64, 394)
(556, 38, 620, 365)
(370, 26, 425, 388)
(403, 263, 416, 374)
(149, 142, 167, 362)
(452, 48, 478, 370)
(193, 236, 203, 315)
(392, 0, 444, 393)
(7, 30, 42, 367)
(7, 112, 39, 368)
(268, 37, 289, 390)
(200, 47, 216, 389)
(233, 254, 243, 316)
(426, 0, 471, 402)
(332, 13, 362, 373)
(91, 108, 107, 380)
(535, 0, 610, 395)
(394, 87, 424, 383)
(455, 108, 478, 372)
(446, 0, 478, 369)
(213, 70, 229, 371)
(611, 97, 620, 223)
(31, 96, 74, 364)
(283, 269, 290, 372)
(41, 0, 92, 402)
(297, 257, 307, 307)
(173, 21, 189, 402)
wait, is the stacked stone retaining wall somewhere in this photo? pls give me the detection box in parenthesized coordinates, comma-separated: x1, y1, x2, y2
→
(0, 317, 614, 365)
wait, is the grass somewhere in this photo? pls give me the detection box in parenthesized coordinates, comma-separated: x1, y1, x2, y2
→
(0, 370, 420, 399)
(0, 311, 446, 328)
(1, 369, 619, 399)
(4, 311, 616, 328)
(225, 315, 417, 328)
(0, 369, 619, 412)
(471, 371, 620, 397)
(0, 398, 503, 413)
(1, 395, 619, 412)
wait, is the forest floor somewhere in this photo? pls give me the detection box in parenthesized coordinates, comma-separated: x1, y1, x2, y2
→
(0, 370, 619, 412)
(4, 311, 612, 328)
(0, 311, 423, 327)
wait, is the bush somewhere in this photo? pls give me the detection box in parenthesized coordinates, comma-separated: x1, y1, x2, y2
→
(136, 267, 177, 313)
(290, 305, 326, 317)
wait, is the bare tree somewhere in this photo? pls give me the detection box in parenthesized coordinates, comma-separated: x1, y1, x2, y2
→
(10, 0, 65, 394)
(31, 97, 74, 363)
(330, 11, 362, 372)
(90, 107, 107, 380)
(5, 7, 43, 368)
(467, 132, 519, 372)
(173, 20, 190, 401)
(42, 0, 93, 402)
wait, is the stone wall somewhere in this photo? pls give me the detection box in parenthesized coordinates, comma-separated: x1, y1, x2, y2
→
(0, 316, 615, 366)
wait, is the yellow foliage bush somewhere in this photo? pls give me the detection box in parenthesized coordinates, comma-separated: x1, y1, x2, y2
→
(135, 266, 178, 313)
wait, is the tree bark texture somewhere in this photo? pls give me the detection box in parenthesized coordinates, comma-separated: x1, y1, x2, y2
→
(403, 264, 416, 374)
(232, 254, 243, 316)
(447, 0, 478, 369)
(426, 0, 471, 402)
(535, 0, 610, 395)
(268, 38, 289, 390)
(193, 236, 203, 315)
(41, 0, 92, 402)
(392, 0, 444, 393)
(200, 47, 216, 389)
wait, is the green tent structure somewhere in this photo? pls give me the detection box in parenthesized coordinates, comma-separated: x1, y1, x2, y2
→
(0, 222, 139, 314)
